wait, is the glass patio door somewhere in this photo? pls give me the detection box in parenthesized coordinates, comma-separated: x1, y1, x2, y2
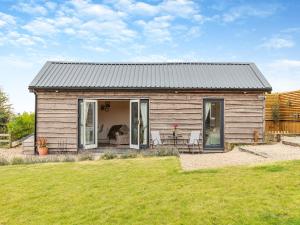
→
(140, 99, 149, 148)
(83, 100, 98, 149)
(203, 99, 224, 150)
(130, 100, 140, 149)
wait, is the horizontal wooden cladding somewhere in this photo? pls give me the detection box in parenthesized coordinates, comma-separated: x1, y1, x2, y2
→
(37, 133, 76, 139)
(37, 122, 77, 129)
(38, 104, 77, 111)
(37, 117, 77, 123)
(151, 113, 200, 119)
(225, 123, 262, 128)
(225, 112, 262, 117)
(37, 128, 77, 134)
(226, 105, 263, 110)
(225, 108, 263, 113)
(43, 138, 77, 143)
(225, 101, 263, 107)
(151, 100, 202, 104)
(36, 90, 265, 151)
(150, 109, 201, 114)
(225, 117, 263, 123)
(225, 127, 262, 134)
(151, 104, 202, 110)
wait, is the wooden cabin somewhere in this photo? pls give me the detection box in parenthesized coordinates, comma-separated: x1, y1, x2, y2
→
(29, 62, 272, 153)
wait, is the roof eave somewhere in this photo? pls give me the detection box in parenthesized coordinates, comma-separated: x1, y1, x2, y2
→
(28, 86, 272, 92)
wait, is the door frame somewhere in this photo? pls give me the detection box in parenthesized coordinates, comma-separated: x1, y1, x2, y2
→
(83, 99, 98, 149)
(202, 98, 224, 151)
(78, 98, 150, 150)
(130, 99, 140, 149)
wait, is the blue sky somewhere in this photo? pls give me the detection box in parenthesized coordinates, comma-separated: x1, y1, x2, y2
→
(0, 0, 299, 113)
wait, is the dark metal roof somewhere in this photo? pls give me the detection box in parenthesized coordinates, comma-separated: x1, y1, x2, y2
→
(29, 61, 272, 91)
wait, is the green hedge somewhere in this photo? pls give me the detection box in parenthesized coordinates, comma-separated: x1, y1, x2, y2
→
(7, 112, 34, 141)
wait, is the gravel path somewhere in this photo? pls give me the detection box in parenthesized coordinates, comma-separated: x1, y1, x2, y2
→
(180, 143, 300, 171)
(0, 146, 24, 160)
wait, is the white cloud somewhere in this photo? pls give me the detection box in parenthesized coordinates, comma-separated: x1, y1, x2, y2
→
(83, 46, 107, 53)
(261, 37, 294, 49)
(13, 2, 48, 15)
(70, 0, 125, 20)
(137, 15, 173, 42)
(19, 0, 136, 44)
(112, 0, 202, 20)
(260, 59, 300, 92)
(222, 4, 280, 22)
(0, 12, 16, 28)
(0, 31, 45, 46)
(23, 18, 57, 35)
(80, 19, 136, 42)
(282, 27, 300, 33)
(161, 0, 199, 19)
(113, 0, 159, 16)
(45, 2, 57, 10)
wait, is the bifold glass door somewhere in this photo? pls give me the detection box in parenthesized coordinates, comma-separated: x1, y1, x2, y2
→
(139, 100, 149, 148)
(203, 99, 224, 150)
(79, 100, 98, 149)
(130, 100, 139, 149)
(130, 99, 149, 149)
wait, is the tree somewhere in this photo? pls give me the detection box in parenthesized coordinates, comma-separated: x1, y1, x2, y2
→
(0, 88, 12, 133)
(7, 112, 35, 141)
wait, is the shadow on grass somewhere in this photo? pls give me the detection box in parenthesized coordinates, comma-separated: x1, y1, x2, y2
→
(181, 168, 220, 175)
(253, 164, 287, 172)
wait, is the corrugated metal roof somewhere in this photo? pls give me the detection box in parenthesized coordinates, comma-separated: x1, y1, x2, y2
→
(29, 61, 272, 91)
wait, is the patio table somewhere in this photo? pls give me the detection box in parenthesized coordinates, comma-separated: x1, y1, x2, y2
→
(163, 135, 187, 146)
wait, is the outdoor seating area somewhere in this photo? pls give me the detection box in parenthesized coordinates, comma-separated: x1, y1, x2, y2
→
(150, 130, 201, 153)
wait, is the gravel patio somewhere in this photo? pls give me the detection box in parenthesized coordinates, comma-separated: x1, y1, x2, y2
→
(180, 142, 300, 171)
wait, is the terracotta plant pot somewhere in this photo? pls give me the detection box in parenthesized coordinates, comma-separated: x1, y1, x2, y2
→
(38, 147, 48, 155)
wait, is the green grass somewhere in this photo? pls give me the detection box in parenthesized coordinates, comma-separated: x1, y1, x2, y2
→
(1, 158, 300, 225)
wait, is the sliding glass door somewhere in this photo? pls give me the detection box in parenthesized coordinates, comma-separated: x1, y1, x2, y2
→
(203, 99, 224, 150)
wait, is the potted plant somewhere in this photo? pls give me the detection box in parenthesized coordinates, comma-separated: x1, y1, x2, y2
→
(37, 137, 48, 155)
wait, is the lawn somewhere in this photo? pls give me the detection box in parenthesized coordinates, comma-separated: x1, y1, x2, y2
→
(1, 157, 300, 225)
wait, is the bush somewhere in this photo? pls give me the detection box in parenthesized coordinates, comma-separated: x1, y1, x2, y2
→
(78, 153, 94, 161)
(142, 147, 179, 157)
(101, 152, 118, 160)
(7, 112, 34, 141)
(0, 158, 9, 166)
(120, 151, 138, 159)
(23, 156, 60, 164)
(61, 155, 76, 162)
(156, 147, 179, 157)
(11, 157, 25, 165)
(0, 89, 12, 133)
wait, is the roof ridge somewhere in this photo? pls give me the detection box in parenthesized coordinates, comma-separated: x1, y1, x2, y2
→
(48, 61, 252, 65)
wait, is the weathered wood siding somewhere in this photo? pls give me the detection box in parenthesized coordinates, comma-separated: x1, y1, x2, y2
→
(36, 90, 265, 152)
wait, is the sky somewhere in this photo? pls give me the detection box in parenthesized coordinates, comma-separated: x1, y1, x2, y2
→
(0, 0, 299, 113)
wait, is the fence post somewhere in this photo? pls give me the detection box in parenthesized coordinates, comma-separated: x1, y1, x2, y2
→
(9, 133, 12, 148)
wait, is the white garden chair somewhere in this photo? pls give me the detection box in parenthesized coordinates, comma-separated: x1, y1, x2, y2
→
(150, 131, 163, 148)
(187, 131, 201, 153)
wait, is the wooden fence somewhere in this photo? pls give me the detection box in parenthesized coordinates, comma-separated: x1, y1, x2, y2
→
(265, 90, 300, 133)
(0, 133, 11, 148)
